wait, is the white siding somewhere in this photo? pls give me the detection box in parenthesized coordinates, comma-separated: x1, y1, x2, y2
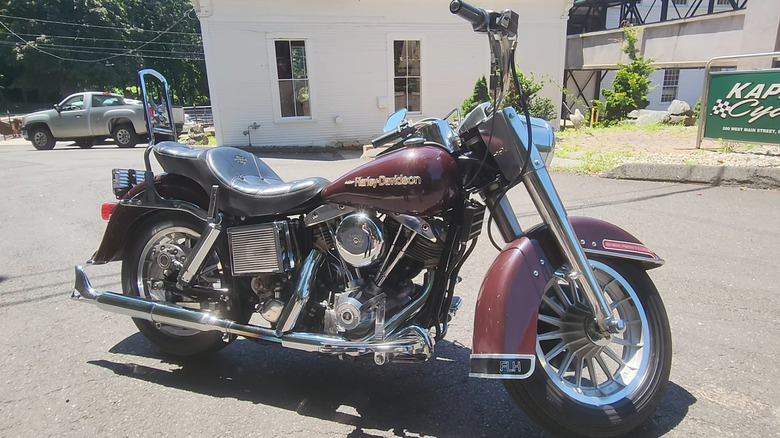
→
(192, 0, 571, 147)
(599, 68, 706, 112)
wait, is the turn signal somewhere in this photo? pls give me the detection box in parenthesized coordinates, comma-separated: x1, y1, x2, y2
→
(101, 203, 118, 221)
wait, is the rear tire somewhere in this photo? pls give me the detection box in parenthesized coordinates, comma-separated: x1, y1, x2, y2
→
(112, 124, 138, 148)
(30, 126, 55, 150)
(121, 212, 242, 356)
(504, 258, 672, 437)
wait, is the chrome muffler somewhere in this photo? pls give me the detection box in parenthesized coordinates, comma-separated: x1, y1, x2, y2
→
(71, 266, 433, 363)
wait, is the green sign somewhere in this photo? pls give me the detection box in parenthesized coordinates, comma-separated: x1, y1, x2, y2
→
(704, 69, 780, 145)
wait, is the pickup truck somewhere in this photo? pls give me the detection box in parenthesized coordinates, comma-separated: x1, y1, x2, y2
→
(21, 91, 183, 150)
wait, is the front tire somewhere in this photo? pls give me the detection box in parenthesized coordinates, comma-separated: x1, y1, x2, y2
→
(30, 126, 56, 150)
(121, 212, 241, 356)
(504, 258, 672, 437)
(112, 124, 139, 148)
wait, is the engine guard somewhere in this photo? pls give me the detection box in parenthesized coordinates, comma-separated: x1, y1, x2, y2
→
(469, 216, 663, 379)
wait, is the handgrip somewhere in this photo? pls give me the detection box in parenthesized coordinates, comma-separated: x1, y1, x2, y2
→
(371, 128, 404, 148)
(449, 0, 489, 30)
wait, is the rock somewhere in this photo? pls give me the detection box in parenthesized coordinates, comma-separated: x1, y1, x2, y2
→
(684, 116, 697, 127)
(635, 110, 671, 126)
(667, 99, 693, 116)
(204, 126, 216, 137)
(569, 109, 585, 129)
(627, 110, 640, 119)
(669, 115, 687, 125)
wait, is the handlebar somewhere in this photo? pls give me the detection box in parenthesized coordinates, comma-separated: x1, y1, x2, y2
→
(449, 0, 489, 31)
(371, 124, 414, 148)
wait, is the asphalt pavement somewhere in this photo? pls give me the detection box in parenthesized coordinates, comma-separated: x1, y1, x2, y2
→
(1, 137, 780, 437)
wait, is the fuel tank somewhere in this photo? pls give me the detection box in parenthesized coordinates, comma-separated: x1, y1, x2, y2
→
(322, 145, 460, 216)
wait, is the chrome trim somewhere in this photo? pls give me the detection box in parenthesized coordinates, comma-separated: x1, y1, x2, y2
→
(178, 221, 221, 286)
(469, 353, 536, 380)
(523, 159, 616, 332)
(276, 249, 323, 333)
(388, 213, 437, 242)
(304, 203, 355, 227)
(584, 248, 665, 267)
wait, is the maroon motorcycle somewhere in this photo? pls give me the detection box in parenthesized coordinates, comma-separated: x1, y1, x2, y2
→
(72, 1, 671, 436)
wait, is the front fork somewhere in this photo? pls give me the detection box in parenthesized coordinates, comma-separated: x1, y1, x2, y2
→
(483, 165, 623, 335)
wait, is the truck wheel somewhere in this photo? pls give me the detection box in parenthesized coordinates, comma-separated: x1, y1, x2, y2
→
(30, 126, 56, 150)
(112, 124, 139, 148)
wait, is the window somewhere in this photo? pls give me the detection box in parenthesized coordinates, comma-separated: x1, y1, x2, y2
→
(275, 40, 310, 118)
(716, 0, 731, 4)
(661, 69, 680, 103)
(60, 95, 84, 111)
(393, 40, 421, 112)
(672, 0, 687, 4)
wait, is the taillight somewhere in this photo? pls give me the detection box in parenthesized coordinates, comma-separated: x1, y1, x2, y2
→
(101, 202, 118, 221)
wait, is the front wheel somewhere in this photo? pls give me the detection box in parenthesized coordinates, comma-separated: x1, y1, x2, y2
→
(30, 126, 56, 150)
(504, 258, 672, 438)
(121, 212, 242, 356)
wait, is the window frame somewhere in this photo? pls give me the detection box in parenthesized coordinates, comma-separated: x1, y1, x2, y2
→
(267, 35, 315, 123)
(387, 35, 426, 116)
(660, 68, 681, 103)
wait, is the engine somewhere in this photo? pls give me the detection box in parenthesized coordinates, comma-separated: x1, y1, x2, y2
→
(311, 209, 444, 338)
(226, 207, 445, 339)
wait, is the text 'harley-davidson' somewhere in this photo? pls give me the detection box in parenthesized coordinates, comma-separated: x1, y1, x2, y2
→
(71, 2, 672, 436)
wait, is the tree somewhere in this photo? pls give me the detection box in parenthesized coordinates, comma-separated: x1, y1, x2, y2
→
(0, 0, 209, 111)
(595, 25, 654, 124)
(461, 75, 490, 115)
(462, 70, 556, 121)
(504, 70, 556, 121)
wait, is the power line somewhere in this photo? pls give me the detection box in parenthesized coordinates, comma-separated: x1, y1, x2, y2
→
(0, 13, 200, 36)
(0, 40, 203, 57)
(0, 10, 197, 63)
(0, 41, 204, 61)
(0, 30, 202, 47)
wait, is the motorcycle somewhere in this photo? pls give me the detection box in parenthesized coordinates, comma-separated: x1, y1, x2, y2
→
(71, 1, 672, 436)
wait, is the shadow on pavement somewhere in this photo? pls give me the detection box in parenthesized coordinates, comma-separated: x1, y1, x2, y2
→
(90, 333, 694, 437)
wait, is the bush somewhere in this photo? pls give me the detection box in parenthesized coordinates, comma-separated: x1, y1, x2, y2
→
(462, 71, 556, 121)
(595, 25, 654, 125)
(461, 75, 491, 115)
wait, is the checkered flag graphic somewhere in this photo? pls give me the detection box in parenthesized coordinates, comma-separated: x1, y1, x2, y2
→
(710, 99, 731, 119)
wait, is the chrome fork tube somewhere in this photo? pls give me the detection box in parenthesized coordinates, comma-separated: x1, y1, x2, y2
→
(523, 166, 617, 333)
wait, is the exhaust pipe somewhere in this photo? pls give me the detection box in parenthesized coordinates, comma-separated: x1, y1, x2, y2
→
(71, 266, 433, 362)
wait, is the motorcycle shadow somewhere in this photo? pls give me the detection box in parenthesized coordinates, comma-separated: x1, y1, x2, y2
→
(91, 334, 694, 437)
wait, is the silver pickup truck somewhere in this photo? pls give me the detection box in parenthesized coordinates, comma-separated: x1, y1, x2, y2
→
(21, 91, 183, 150)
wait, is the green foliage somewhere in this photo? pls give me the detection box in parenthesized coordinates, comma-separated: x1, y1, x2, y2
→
(0, 0, 209, 112)
(597, 26, 654, 124)
(462, 70, 556, 121)
(461, 75, 490, 115)
(693, 98, 701, 119)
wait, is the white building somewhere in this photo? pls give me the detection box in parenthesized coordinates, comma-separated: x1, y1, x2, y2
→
(190, 0, 573, 147)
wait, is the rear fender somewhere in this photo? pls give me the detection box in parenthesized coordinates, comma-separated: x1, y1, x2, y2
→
(469, 216, 663, 379)
(90, 173, 207, 264)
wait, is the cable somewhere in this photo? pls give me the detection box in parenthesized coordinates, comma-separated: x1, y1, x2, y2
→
(0, 11, 195, 63)
(0, 30, 202, 46)
(0, 13, 200, 36)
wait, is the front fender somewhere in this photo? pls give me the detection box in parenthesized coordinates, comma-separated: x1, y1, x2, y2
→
(469, 217, 662, 379)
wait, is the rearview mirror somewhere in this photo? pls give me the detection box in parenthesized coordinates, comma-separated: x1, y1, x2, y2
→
(383, 108, 408, 133)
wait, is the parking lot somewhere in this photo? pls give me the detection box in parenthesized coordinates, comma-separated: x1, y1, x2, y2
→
(1, 138, 779, 437)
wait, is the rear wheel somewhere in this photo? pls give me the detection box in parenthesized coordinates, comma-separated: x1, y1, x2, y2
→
(504, 258, 672, 437)
(112, 124, 138, 148)
(121, 212, 242, 356)
(30, 126, 55, 150)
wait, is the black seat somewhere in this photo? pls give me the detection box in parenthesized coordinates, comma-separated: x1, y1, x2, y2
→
(153, 141, 329, 216)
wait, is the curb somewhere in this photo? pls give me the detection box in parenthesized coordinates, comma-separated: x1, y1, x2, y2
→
(603, 163, 780, 190)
